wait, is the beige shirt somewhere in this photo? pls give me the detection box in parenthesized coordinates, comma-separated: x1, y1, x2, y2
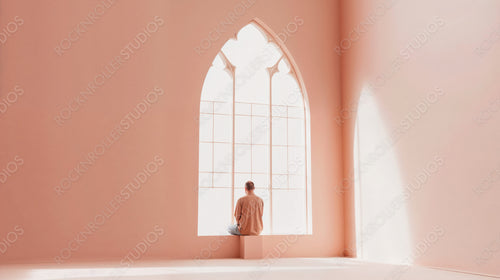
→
(234, 194, 264, 235)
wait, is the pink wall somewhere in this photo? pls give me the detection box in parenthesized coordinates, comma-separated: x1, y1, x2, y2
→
(0, 0, 343, 264)
(4, 0, 495, 275)
(341, 0, 500, 277)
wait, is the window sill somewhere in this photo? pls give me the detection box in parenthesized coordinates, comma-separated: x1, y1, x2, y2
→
(198, 233, 313, 237)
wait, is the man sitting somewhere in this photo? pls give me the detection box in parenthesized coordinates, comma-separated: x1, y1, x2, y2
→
(228, 181, 264, 236)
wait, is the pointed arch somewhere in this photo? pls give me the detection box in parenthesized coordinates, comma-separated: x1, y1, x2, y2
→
(198, 19, 312, 236)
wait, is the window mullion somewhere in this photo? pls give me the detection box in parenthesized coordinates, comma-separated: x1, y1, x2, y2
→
(269, 74, 273, 235)
(231, 68, 236, 225)
(218, 51, 237, 226)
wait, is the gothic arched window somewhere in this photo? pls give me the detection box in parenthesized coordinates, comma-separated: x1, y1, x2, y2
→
(198, 20, 312, 235)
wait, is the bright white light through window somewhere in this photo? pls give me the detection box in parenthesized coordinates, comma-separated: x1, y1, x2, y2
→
(198, 22, 312, 236)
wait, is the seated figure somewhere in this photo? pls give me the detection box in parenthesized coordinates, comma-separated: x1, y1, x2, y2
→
(228, 181, 264, 236)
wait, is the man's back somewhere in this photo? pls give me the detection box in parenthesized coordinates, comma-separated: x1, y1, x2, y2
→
(234, 194, 264, 235)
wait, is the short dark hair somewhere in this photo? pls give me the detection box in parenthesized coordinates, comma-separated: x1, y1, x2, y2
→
(245, 181, 255, 191)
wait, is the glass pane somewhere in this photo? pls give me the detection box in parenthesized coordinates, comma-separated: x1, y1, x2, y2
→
(252, 145, 269, 173)
(289, 174, 306, 189)
(254, 188, 271, 235)
(252, 173, 269, 189)
(288, 118, 305, 146)
(234, 173, 251, 190)
(263, 42, 283, 67)
(235, 69, 269, 104)
(199, 172, 212, 187)
(213, 115, 232, 143)
(212, 53, 226, 69)
(198, 188, 232, 235)
(286, 76, 303, 107)
(278, 58, 291, 73)
(272, 73, 303, 107)
(214, 101, 232, 115)
(235, 116, 251, 144)
(221, 24, 268, 65)
(288, 106, 304, 119)
(199, 143, 212, 172)
(288, 146, 306, 175)
(272, 146, 287, 174)
(271, 74, 289, 106)
(272, 174, 287, 189)
(252, 104, 269, 117)
(200, 101, 213, 113)
(214, 173, 232, 188)
(199, 114, 213, 142)
(201, 66, 232, 102)
(272, 105, 287, 117)
(235, 144, 251, 172)
(272, 117, 287, 146)
(213, 143, 232, 172)
(252, 116, 269, 145)
(235, 102, 251, 115)
(221, 23, 281, 68)
(272, 189, 307, 234)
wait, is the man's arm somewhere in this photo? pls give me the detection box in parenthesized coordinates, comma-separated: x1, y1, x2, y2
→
(234, 200, 242, 225)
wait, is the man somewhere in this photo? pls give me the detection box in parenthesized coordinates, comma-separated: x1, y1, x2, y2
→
(228, 181, 264, 236)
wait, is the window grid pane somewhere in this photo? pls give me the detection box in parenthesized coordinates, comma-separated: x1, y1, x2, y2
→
(199, 99, 308, 234)
(199, 28, 310, 235)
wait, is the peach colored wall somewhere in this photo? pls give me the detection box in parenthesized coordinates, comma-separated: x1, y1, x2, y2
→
(341, 0, 500, 277)
(0, 0, 343, 264)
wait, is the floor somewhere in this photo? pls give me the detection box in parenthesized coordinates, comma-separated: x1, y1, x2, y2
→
(0, 258, 496, 280)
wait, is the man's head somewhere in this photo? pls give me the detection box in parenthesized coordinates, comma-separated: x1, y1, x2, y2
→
(245, 181, 255, 194)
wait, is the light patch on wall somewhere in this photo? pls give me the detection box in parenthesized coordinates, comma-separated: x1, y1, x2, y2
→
(354, 87, 411, 263)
